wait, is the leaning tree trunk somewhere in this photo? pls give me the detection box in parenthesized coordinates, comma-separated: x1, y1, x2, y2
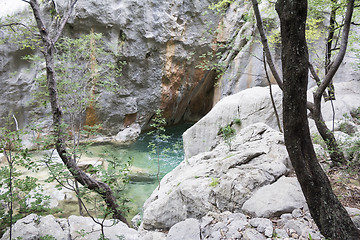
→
(275, 0, 360, 238)
(27, 0, 129, 226)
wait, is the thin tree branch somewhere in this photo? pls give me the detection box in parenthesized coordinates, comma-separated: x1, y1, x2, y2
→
(251, 0, 283, 90)
(263, 49, 282, 133)
(315, 0, 354, 99)
(308, 62, 329, 100)
(53, 0, 78, 43)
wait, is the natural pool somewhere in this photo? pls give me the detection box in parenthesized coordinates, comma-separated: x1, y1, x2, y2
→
(84, 123, 193, 220)
(2, 123, 193, 221)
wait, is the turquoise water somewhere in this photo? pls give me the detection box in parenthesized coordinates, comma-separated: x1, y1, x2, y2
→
(86, 123, 192, 219)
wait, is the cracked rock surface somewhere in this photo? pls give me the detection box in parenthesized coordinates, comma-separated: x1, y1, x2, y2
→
(142, 123, 295, 230)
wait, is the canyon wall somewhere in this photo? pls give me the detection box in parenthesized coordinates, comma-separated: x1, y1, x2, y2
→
(0, 0, 358, 134)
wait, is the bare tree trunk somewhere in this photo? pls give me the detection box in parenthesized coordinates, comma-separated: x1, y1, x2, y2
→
(26, 0, 129, 226)
(251, 0, 283, 90)
(276, 0, 360, 238)
(310, 0, 355, 165)
(251, 0, 346, 165)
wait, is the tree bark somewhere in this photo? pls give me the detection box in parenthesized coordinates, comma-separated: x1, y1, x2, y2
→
(276, 0, 360, 238)
(251, 0, 283, 90)
(26, 0, 129, 226)
(310, 0, 355, 165)
(251, 0, 347, 165)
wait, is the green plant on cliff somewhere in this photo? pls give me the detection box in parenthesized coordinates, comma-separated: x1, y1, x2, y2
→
(209, 0, 235, 14)
(219, 124, 236, 150)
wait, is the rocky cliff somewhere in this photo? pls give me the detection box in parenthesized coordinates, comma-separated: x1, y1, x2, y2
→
(0, 0, 358, 135)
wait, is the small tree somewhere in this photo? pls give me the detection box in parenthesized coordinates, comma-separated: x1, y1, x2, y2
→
(148, 109, 170, 190)
(0, 0, 129, 225)
(0, 115, 52, 238)
(275, 0, 360, 237)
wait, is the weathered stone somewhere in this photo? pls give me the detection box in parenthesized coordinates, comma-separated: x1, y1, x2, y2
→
(114, 123, 141, 143)
(38, 215, 70, 240)
(142, 123, 290, 230)
(166, 218, 200, 240)
(185, 81, 360, 160)
(183, 86, 283, 159)
(242, 228, 266, 240)
(1, 214, 40, 240)
(1, 214, 70, 240)
(0, 0, 223, 134)
(346, 207, 360, 229)
(249, 218, 273, 237)
(291, 208, 303, 219)
(68, 215, 140, 240)
(1, 0, 360, 137)
(139, 230, 167, 240)
(242, 177, 307, 218)
(274, 228, 289, 239)
(284, 219, 310, 236)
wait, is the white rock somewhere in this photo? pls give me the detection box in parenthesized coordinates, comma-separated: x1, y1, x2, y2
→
(242, 177, 307, 218)
(274, 228, 289, 238)
(1, 214, 40, 240)
(185, 82, 360, 160)
(166, 218, 200, 240)
(114, 123, 141, 143)
(249, 218, 273, 238)
(139, 230, 167, 240)
(69, 215, 139, 240)
(183, 86, 283, 159)
(284, 219, 310, 236)
(243, 228, 267, 240)
(38, 215, 70, 240)
(346, 207, 360, 229)
(142, 123, 290, 230)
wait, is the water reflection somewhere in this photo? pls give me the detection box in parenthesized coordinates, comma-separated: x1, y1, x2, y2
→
(86, 123, 193, 219)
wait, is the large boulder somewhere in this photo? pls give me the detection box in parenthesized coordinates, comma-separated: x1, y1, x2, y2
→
(166, 218, 200, 240)
(183, 85, 283, 159)
(242, 176, 307, 218)
(142, 123, 291, 230)
(184, 81, 360, 159)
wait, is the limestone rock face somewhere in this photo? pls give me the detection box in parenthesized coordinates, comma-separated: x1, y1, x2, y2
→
(0, 0, 223, 134)
(183, 85, 283, 159)
(184, 81, 360, 159)
(1, 0, 359, 135)
(142, 123, 291, 230)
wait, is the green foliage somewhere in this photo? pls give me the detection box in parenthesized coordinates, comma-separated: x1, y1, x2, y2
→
(209, 0, 235, 14)
(148, 109, 170, 189)
(219, 124, 236, 150)
(39, 235, 56, 240)
(209, 177, 220, 187)
(196, 49, 228, 81)
(0, 14, 41, 50)
(0, 117, 52, 236)
(233, 118, 242, 125)
(26, 31, 124, 126)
